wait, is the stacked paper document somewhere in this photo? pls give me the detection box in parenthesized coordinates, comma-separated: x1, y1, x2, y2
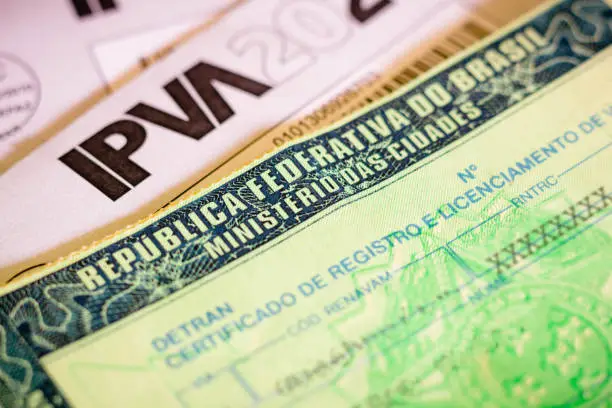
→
(0, 0, 611, 407)
(0, 0, 539, 281)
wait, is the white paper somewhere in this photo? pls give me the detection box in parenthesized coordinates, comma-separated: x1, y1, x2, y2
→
(0, 0, 538, 280)
(0, 0, 232, 167)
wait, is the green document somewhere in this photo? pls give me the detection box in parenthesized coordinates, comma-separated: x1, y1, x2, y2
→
(1, 0, 611, 406)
